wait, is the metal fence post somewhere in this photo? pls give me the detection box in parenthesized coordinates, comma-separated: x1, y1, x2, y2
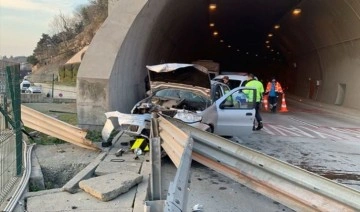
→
(52, 73, 55, 99)
(6, 65, 22, 176)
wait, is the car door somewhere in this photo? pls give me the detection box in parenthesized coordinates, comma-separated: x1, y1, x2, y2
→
(213, 86, 256, 136)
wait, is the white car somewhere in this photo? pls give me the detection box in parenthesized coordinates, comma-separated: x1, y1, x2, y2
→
(102, 64, 257, 143)
(130, 63, 256, 137)
(213, 74, 249, 90)
(25, 85, 42, 94)
(20, 79, 31, 93)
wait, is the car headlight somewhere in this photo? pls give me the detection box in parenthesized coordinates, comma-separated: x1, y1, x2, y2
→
(174, 110, 202, 123)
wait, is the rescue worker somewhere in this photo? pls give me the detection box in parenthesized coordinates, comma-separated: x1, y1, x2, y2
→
(265, 77, 283, 113)
(222, 76, 231, 87)
(243, 73, 264, 130)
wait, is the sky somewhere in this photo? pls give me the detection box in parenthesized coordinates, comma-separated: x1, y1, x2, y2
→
(0, 0, 89, 57)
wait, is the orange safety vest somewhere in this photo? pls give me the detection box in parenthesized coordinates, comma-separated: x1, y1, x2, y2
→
(266, 81, 283, 93)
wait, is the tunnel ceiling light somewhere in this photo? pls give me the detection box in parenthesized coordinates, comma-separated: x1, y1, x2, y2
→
(213, 31, 219, 36)
(265, 40, 270, 44)
(209, 4, 217, 10)
(220, 39, 224, 43)
(266, 45, 271, 48)
(271, 49, 274, 52)
(246, 52, 249, 55)
(228, 45, 231, 48)
(268, 33, 273, 37)
(274, 24, 280, 29)
(209, 23, 215, 27)
(293, 8, 302, 15)
(237, 49, 240, 52)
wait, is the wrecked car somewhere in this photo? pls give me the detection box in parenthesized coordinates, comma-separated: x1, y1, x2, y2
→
(130, 63, 257, 136)
(101, 63, 257, 144)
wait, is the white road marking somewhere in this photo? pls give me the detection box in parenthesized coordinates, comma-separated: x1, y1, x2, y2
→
(262, 123, 360, 141)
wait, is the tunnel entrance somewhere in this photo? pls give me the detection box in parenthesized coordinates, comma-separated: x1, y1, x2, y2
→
(77, 0, 360, 127)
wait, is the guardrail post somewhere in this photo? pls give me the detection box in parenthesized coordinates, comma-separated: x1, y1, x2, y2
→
(164, 137, 193, 212)
(150, 137, 161, 200)
(150, 113, 161, 200)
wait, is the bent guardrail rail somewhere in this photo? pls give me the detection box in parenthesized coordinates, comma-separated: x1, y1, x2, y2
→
(21, 105, 100, 151)
(157, 116, 360, 212)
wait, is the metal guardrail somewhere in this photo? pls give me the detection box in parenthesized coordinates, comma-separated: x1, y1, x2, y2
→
(3, 143, 34, 212)
(146, 115, 194, 212)
(21, 105, 100, 151)
(157, 116, 360, 212)
(0, 132, 17, 207)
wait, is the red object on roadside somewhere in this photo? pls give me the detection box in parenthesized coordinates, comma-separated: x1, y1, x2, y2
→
(263, 95, 268, 111)
(279, 94, 288, 112)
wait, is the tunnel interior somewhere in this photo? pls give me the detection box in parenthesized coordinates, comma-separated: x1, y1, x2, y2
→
(77, 0, 360, 127)
(126, 0, 360, 107)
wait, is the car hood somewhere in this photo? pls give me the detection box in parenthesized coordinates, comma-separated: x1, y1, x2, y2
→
(146, 63, 211, 98)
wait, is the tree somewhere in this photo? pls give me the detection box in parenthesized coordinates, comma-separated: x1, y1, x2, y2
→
(27, 55, 39, 65)
(50, 11, 78, 47)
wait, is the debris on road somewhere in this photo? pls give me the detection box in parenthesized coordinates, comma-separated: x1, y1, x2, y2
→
(79, 171, 143, 202)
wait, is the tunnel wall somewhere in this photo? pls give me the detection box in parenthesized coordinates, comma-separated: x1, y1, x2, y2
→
(78, 0, 360, 128)
(277, 0, 360, 109)
(77, 0, 209, 128)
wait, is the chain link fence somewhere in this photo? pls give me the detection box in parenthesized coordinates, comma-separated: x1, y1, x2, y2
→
(0, 60, 23, 207)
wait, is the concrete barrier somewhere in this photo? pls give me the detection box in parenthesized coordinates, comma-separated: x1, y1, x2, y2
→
(21, 94, 76, 103)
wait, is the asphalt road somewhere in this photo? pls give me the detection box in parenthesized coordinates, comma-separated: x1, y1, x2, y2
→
(161, 97, 360, 211)
(34, 83, 76, 99)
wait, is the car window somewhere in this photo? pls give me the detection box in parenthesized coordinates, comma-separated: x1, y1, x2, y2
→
(219, 88, 256, 109)
(155, 88, 211, 110)
(213, 85, 223, 101)
(228, 80, 241, 89)
(155, 89, 180, 98)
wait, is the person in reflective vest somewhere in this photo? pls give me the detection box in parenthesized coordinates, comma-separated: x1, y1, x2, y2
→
(264, 77, 283, 113)
(243, 73, 264, 131)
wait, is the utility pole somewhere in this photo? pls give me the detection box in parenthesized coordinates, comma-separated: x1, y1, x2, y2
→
(52, 74, 55, 100)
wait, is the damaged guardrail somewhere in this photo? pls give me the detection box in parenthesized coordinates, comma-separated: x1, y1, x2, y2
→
(21, 105, 100, 151)
(157, 115, 360, 212)
(146, 115, 194, 212)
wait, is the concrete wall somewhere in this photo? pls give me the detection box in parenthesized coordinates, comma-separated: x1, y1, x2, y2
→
(21, 94, 75, 103)
(77, 0, 209, 128)
(77, 0, 360, 128)
(276, 0, 360, 109)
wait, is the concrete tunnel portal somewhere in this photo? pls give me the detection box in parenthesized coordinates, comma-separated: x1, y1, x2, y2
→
(77, 0, 360, 128)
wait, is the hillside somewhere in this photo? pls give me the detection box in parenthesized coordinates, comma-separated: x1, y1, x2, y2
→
(29, 0, 107, 83)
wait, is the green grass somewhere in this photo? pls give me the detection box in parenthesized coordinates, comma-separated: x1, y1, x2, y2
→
(30, 134, 66, 145)
(57, 113, 77, 125)
(85, 130, 102, 142)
